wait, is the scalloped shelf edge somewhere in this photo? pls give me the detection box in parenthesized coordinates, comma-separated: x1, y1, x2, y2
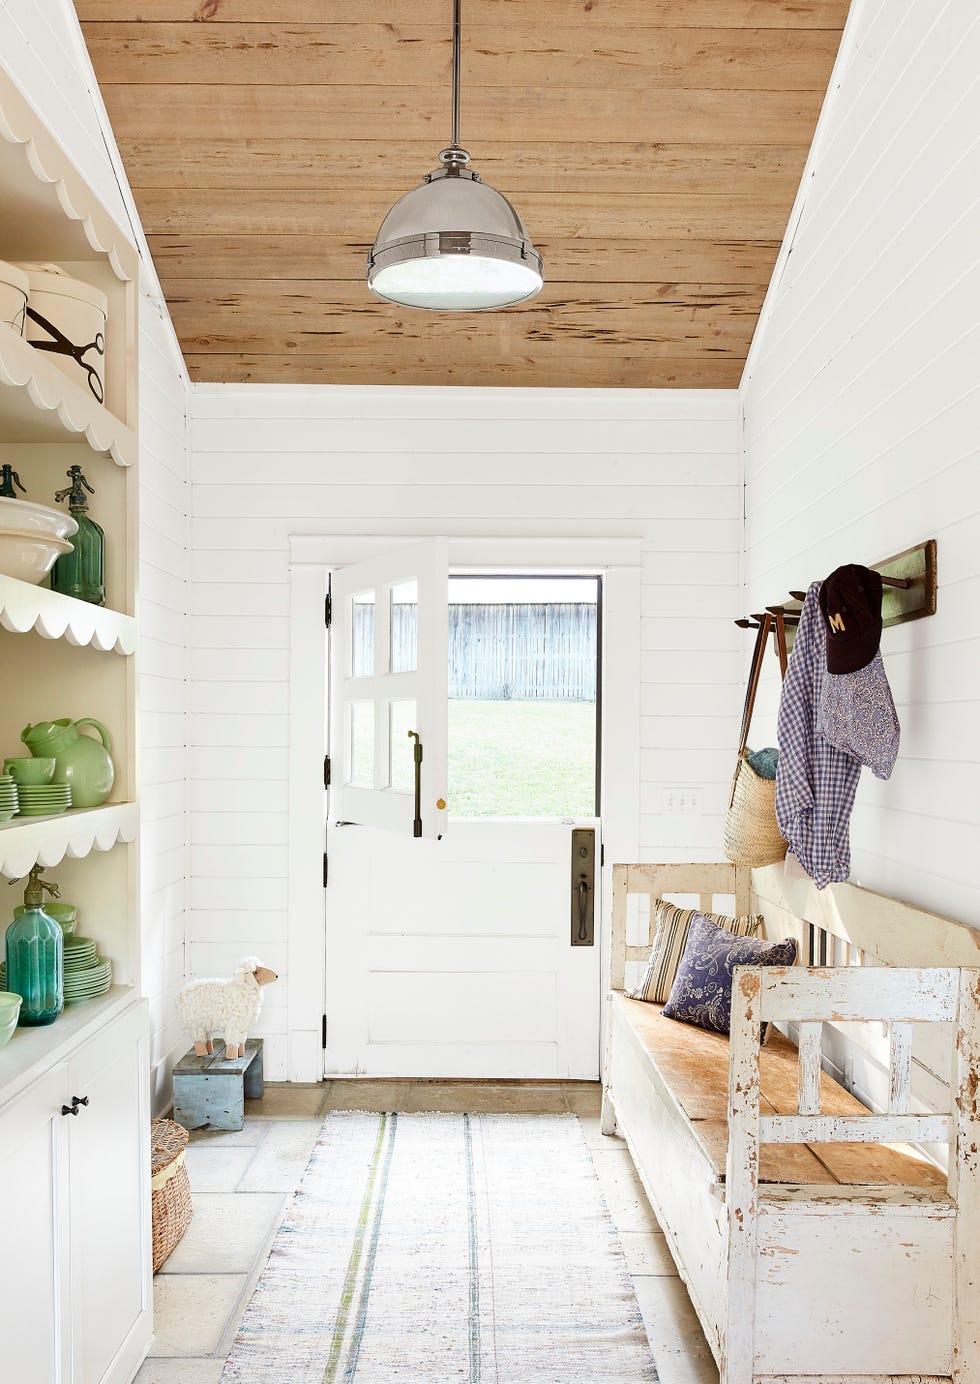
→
(0, 71, 137, 283)
(0, 577, 135, 654)
(0, 805, 138, 880)
(0, 325, 136, 467)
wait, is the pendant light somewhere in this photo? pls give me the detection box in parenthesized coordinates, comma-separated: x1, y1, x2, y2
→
(367, 0, 543, 311)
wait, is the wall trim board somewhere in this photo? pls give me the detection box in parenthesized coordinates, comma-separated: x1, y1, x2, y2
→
(191, 382, 740, 423)
(289, 534, 645, 570)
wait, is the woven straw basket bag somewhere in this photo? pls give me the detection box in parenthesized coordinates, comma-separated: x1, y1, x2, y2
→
(151, 1118, 192, 1273)
(724, 612, 788, 868)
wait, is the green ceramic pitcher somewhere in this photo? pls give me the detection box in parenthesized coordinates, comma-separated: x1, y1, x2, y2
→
(21, 718, 114, 808)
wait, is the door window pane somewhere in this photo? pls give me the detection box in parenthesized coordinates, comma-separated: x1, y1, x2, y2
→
(348, 702, 375, 786)
(390, 581, 418, 673)
(389, 699, 418, 794)
(351, 591, 375, 677)
(447, 576, 599, 818)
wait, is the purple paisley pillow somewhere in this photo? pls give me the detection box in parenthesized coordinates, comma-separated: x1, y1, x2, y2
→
(662, 912, 797, 1036)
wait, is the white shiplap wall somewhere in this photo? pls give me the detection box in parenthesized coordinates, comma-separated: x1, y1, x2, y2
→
(741, 0, 980, 929)
(0, 0, 191, 1110)
(191, 386, 741, 1077)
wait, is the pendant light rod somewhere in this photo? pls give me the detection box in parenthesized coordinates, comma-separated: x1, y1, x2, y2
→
(451, 0, 462, 151)
(366, 0, 543, 310)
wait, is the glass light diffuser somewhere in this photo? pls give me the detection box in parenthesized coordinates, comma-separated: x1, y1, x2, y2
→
(371, 248, 543, 312)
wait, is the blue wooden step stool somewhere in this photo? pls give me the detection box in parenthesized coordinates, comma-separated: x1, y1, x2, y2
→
(172, 1038, 264, 1131)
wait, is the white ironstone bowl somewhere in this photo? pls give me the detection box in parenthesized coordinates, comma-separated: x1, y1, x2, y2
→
(0, 528, 74, 584)
(0, 496, 78, 542)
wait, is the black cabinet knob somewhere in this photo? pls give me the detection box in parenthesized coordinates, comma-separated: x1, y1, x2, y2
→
(71, 1095, 89, 1108)
(61, 1104, 79, 1116)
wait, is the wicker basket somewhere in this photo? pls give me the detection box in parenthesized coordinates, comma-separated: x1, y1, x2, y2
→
(150, 1118, 192, 1273)
(723, 749, 788, 867)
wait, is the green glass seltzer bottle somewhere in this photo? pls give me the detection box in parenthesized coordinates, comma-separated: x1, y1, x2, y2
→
(51, 465, 105, 606)
(5, 867, 64, 1027)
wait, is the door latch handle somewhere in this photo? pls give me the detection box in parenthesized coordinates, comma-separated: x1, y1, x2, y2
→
(408, 730, 423, 838)
(577, 877, 590, 942)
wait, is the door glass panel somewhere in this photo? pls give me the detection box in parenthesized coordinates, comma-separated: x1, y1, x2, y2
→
(348, 702, 375, 786)
(389, 699, 418, 794)
(390, 581, 418, 673)
(447, 575, 599, 817)
(351, 591, 375, 677)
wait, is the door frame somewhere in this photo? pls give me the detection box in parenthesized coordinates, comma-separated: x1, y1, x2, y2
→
(285, 534, 642, 1083)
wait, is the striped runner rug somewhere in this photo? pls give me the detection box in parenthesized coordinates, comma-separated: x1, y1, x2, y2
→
(222, 1111, 659, 1383)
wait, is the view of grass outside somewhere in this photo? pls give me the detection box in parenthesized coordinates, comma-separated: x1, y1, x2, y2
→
(448, 699, 597, 818)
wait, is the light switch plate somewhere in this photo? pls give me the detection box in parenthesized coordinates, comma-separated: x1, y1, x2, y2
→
(662, 787, 703, 816)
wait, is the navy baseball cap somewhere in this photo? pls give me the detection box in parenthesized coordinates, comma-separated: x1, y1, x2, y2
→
(819, 565, 883, 674)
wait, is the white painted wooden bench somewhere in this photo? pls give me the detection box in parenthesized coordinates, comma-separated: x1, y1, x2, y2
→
(601, 861, 980, 1384)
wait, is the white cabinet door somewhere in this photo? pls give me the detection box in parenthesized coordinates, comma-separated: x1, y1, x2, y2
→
(68, 1001, 151, 1384)
(0, 1064, 71, 1384)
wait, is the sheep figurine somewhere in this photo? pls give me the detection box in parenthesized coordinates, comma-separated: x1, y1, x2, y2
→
(176, 956, 279, 1060)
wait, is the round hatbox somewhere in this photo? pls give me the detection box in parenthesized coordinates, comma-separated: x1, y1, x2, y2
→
(18, 264, 108, 403)
(0, 260, 29, 337)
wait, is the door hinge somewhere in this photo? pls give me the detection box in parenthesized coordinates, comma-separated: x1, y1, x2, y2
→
(324, 591, 332, 627)
(324, 755, 331, 788)
(321, 1014, 328, 1049)
(322, 852, 329, 888)
(600, 842, 605, 867)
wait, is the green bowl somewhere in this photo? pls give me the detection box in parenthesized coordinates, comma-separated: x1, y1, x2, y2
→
(13, 902, 77, 934)
(0, 992, 22, 1048)
(3, 757, 55, 785)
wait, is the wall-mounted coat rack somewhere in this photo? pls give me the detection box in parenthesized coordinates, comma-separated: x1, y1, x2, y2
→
(734, 539, 937, 657)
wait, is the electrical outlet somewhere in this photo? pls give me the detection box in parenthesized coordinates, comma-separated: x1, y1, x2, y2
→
(663, 787, 703, 816)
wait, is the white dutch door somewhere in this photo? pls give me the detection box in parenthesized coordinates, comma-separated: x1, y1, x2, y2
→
(326, 539, 602, 1079)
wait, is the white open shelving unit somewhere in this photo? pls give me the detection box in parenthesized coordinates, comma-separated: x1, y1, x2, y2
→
(0, 64, 153, 1384)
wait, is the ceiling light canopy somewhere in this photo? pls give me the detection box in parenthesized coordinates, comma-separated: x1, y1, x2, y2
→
(367, 0, 543, 312)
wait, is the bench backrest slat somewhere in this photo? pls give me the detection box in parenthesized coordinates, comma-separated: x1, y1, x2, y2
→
(750, 863, 980, 970)
(889, 1022, 914, 1115)
(610, 861, 751, 992)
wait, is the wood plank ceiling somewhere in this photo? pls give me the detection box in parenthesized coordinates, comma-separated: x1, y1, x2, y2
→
(77, 0, 849, 388)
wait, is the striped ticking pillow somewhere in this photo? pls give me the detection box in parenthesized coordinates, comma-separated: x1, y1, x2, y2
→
(625, 899, 763, 1004)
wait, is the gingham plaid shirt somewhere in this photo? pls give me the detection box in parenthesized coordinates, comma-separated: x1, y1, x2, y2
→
(775, 581, 861, 888)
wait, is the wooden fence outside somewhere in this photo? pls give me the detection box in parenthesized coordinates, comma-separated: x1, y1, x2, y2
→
(354, 602, 597, 700)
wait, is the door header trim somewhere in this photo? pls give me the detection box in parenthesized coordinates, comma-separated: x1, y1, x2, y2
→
(290, 534, 643, 570)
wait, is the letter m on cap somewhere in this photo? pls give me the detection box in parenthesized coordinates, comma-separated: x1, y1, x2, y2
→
(828, 611, 846, 633)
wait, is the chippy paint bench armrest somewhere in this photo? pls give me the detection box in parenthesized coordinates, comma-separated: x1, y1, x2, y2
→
(609, 862, 753, 992)
(723, 964, 980, 1384)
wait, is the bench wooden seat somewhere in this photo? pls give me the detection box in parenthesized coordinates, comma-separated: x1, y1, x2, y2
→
(602, 863, 980, 1384)
(616, 994, 945, 1189)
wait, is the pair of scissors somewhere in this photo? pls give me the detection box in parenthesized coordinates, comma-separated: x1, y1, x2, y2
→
(26, 307, 105, 404)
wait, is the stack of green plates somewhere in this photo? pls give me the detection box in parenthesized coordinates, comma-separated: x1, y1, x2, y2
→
(63, 956, 112, 1004)
(64, 935, 98, 967)
(15, 783, 71, 816)
(0, 775, 17, 823)
(63, 935, 112, 1004)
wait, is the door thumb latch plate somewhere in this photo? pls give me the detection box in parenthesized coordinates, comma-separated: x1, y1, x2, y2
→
(571, 827, 596, 947)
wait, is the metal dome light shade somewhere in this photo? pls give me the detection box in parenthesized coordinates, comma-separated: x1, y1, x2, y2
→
(367, 1, 543, 312)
